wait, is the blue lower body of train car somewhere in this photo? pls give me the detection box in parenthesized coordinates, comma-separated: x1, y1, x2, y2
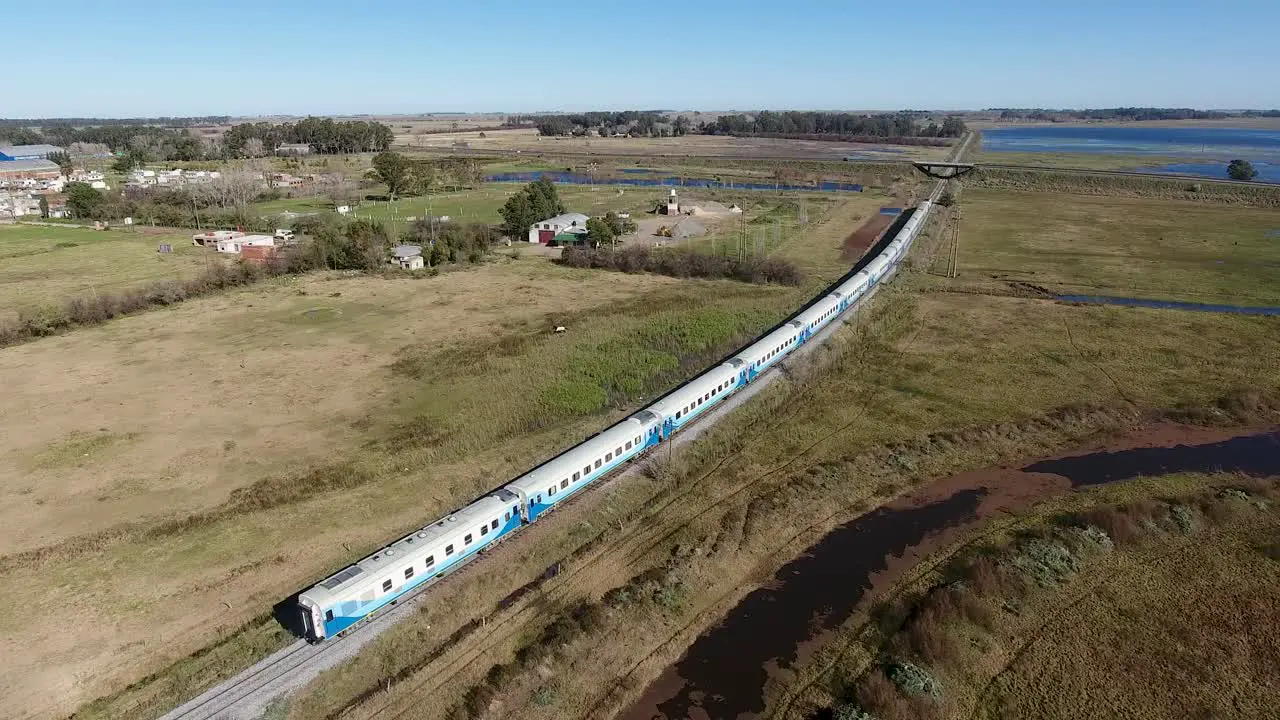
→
(320, 515, 522, 637)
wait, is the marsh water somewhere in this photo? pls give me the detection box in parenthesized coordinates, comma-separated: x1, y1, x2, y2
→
(982, 125, 1280, 183)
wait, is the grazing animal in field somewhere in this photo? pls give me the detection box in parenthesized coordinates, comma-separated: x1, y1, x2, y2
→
(553, 326, 567, 334)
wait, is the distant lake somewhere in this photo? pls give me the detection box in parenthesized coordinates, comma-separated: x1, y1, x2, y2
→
(983, 125, 1280, 183)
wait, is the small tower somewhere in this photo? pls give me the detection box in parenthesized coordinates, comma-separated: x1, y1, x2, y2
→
(665, 188, 680, 215)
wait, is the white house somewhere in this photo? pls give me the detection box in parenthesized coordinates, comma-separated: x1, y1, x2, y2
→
(528, 212, 590, 244)
(392, 244, 424, 270)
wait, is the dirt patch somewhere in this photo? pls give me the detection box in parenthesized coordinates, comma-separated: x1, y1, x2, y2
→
(619, 422, 1280, 720)
(841, 212, 894, 261)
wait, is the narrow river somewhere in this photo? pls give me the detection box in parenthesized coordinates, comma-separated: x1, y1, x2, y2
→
(619, 426, 1280, 720)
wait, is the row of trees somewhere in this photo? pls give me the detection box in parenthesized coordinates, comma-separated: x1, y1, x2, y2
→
(700, 112, 966, 138)
(992, 107, 1230, 122)
(527, 111, 690, 138)
(365, 152, 485, 200)
(223, 118, 394, 157)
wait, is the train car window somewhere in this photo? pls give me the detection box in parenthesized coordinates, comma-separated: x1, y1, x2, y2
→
(491, 519, 499, 530)
(573, 471, 581, 481)
(605, 452, 613, 462)
(325, 609, 334, 622)
(504, 511, 510, 522)
(625, 441, 632, 451)
(382, 579, 393, 592)
(465, 534, 473, 545)
(548, 486, 556, 496)
(512, 505, 519, 517)
(404, 567, 414, 579)
(584, 465, 591, 476)
(445, 544, 454, 555)
(560, 479, 569, 489)
(426, 555, 435, 566)
(481, 524, 489, 535)
(616, 446, 622, 455)
(595, 459, 602, 469)
(636, 436, 642, 445)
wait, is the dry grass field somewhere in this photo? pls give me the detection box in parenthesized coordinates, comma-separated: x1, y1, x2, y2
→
(2, 254, 808, 719)
(973, 498, 1280, 720)
(0, 224, 213, 320)
(399, 128, 951, 162)
(792, 472, 1280, 720)
(938, 188, 1280, 305)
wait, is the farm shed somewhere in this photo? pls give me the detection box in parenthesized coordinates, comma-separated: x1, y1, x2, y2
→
(0, 144, 63, 161)
(0, 159, 60, 180)
(528, 212, 589, 244)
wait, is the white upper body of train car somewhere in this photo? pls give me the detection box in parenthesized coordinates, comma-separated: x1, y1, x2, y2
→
(299, 490, 522, 640)
(504, 412, 660, 521)
(646, 360, 743, 437)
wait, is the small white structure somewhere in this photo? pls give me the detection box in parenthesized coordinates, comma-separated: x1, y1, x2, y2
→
(728, 204, 744, 214)
(336, 205, 352, 215)
(528, 212, 590, 244)
(392, 244, 424, 270)
(214, 234, 274, 254)
(664, 188, 679, 215)
(193, 229, 244, 246)
(273, 228, 295, 243)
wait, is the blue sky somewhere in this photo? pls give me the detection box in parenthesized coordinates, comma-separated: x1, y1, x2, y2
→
(4, 0, 1278, 117)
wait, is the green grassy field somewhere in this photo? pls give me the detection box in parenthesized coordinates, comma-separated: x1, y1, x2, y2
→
(942, 188, 1280, 305)
(0, 224, 213, 319)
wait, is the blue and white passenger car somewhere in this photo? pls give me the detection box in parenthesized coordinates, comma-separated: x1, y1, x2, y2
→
(504, 411, 661, 521)
(298, 490, 522, 640)
(648, 360, 744, 438)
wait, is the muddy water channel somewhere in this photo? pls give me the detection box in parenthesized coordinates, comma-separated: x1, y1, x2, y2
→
(619, 425, 1280, 720)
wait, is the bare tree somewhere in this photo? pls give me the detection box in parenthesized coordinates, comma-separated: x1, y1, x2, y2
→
(193, 168, 264, 211)
(243, 137, 266, 158)
(321, 174, 359, 209)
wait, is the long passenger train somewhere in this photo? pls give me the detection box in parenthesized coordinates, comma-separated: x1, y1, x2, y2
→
(297, 201, 934, 641)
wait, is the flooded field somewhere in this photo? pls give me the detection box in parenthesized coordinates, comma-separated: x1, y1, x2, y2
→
(620, 425, 1280, 719)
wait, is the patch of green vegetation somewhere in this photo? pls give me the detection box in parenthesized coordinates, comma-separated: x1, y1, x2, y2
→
(0, 224, 210, 316)
(32, 430, 139, 470)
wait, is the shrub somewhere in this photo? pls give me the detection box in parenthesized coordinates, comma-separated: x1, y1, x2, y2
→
(556, 246, 802, 286)
(532, 684, 557, 707)
(1010, 535, 1082, 588)
(887, 662, 942, 699)
(833, 703, 876, 720)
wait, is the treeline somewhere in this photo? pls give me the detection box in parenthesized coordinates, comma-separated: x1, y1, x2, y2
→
(295, 214, 498, 270)
(557, 245, 802, 286)
(224, 118, 394, 157)
(0, 117, 394, 161)
(0, 117, 228, 146)
(702, 112, 966, 138)
(1, 215, 500, 347)
(522, 111, 689, 138)
(992, 107, 1233, 121)
(0, 256, 299, 348)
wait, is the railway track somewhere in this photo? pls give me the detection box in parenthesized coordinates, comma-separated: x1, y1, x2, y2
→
(157, 190, 945, 720)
